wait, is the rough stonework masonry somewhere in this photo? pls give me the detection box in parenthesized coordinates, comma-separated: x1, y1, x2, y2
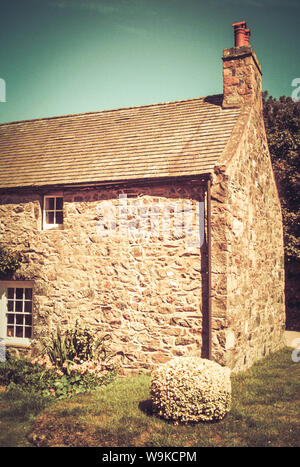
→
(0, 22, 285, 372)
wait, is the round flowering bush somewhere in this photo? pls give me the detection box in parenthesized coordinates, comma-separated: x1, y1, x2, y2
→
(150, 357, 231, 423)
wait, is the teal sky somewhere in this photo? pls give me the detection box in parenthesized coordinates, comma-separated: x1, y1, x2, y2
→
(0, 0, 299, 124)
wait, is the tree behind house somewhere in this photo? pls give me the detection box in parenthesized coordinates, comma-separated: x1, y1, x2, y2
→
(263, 92, 300, 330)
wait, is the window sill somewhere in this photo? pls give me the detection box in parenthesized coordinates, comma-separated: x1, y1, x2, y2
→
(43, 225, 64, 231)
(4, 338, 31, 348)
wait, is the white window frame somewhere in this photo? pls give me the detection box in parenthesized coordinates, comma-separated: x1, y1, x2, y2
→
(0, 281, 34, 347)
(43, 194, 64, 230)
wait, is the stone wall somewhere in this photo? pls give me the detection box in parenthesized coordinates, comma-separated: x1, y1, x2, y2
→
(0, 181, 207, 371)
(211, 103, 285, 372)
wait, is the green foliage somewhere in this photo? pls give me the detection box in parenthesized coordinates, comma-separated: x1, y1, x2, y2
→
(0, 354, 116, 400)
(0, 321, 119, 400)
(262, 92, 300, 262)
(0, 244, 22, 279)
(0, 355, 58, 398)
(43, 320, 117, 369)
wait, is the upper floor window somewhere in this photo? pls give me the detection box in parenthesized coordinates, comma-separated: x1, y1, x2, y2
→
(43, 195, 63, 230)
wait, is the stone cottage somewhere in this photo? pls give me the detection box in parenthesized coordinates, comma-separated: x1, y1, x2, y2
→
(0, 22, 285, 372)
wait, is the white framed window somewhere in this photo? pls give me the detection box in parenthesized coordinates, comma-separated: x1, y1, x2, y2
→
(43, 195, 64, 230)
(0, 281, 33, 346)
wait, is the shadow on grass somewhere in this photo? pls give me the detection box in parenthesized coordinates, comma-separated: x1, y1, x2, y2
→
(138, 397, 225, 427)
(138, 399, 154, 416)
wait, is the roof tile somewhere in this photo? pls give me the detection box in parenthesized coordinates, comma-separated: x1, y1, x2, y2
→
(0, 95, 240, 188)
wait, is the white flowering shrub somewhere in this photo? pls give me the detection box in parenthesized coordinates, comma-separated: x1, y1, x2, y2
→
(150, 357, 231, 423)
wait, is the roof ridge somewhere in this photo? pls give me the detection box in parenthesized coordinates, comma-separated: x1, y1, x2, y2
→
(0, 94, 223, 127)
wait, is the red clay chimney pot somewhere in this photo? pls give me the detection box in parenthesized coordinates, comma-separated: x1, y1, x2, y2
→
(232, 21, 250, 47)
(244, 28, 251, 45)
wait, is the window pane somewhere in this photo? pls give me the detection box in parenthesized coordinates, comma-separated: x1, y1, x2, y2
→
(16, 326, 23, 338)
(25, 301, 32, 314)
(7, 314, 14, 324)
(56, 211, 63, 225)
(7, 288, 14, 299)
(25, 315, 32, 326)
(46, 211, 55, 224)
(56, 197, 63, 210)
(16, 288, 23, 300)
(15, 301, 23, 312)
(25, 288, 32, 300)
(45, 197, 55, 210)
(5, 284, 32, 340)
(7, 326, 14, 337)
(16, 314, 23, 325)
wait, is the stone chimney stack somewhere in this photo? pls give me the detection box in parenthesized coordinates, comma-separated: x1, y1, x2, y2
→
(222, 21, 262, 109)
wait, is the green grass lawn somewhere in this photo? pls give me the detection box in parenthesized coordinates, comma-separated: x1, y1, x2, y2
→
(0, 347, 299, 447)
(0, 388, 50, 447)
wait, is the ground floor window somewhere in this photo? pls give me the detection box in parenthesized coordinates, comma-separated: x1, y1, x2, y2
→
(0, 281, 33, 345)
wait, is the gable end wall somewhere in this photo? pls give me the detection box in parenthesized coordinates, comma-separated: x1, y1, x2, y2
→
(211, 105, 285, 372)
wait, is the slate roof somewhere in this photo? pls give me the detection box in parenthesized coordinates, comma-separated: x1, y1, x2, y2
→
(0, 95, 240, 189)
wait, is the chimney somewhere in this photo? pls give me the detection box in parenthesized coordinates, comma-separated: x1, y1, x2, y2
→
(222, 21, 262, 109)
(232, 21, 251, 47)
